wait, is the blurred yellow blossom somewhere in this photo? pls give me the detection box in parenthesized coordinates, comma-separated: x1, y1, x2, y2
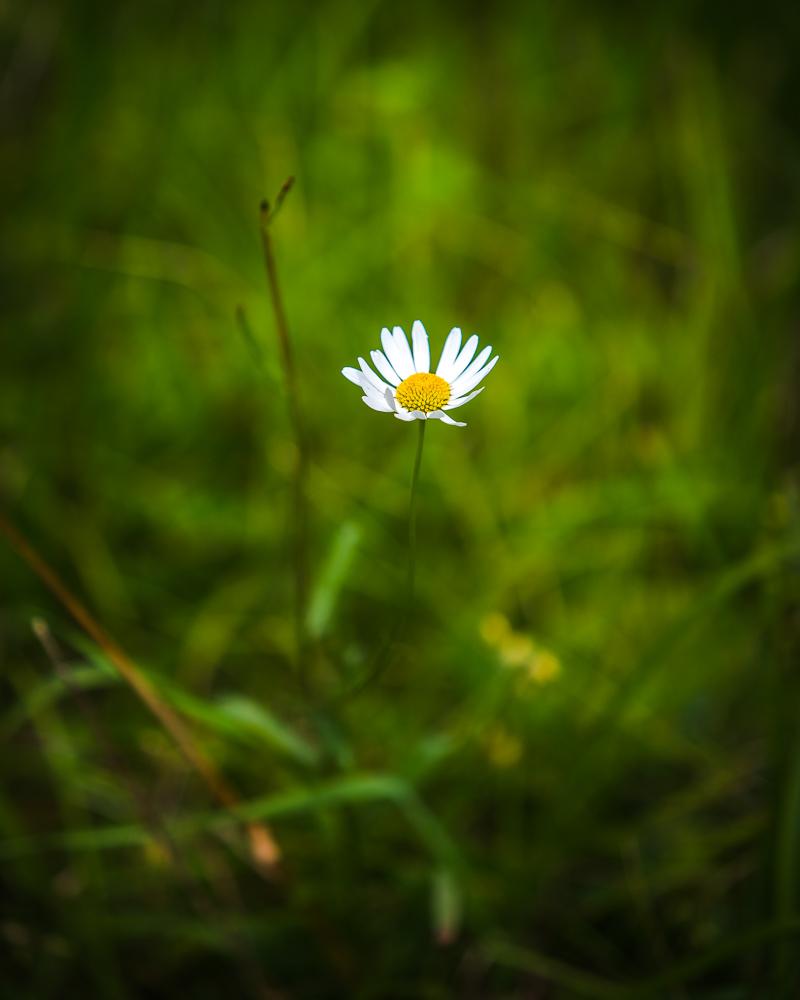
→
(499, 633, 534, 667)
(484, 727, 523, 768)
(479, 611, 511, 646)
(142, 838, 172, 868)
(480, 611, 562, 687)
(528, 650, 561, 684)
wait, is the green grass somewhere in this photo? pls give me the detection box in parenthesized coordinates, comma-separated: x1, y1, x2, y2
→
(2, 0, 800, 995)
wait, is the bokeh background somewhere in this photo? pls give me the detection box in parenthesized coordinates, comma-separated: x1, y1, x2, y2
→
(2, 0, 800, 996)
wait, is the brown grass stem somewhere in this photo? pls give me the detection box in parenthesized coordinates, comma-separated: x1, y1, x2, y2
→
(258, 179, 311, 690)
(0, 511, 282, 871)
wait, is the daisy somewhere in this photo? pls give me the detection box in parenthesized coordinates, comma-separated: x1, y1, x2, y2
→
(342, 321, 498, 427)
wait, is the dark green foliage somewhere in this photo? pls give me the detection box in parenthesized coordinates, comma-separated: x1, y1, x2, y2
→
(1, 1, 799, 995)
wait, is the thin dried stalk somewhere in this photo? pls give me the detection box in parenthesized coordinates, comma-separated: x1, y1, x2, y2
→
(0, 511, 281, 871)
(258, 178, 311, 689)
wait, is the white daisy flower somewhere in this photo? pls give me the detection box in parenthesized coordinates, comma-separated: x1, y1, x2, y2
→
(342, 321, 498, 427)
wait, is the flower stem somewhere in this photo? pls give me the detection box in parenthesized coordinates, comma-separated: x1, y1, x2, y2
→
(407, 420, 426, 603)
(339, 420, 427, 700)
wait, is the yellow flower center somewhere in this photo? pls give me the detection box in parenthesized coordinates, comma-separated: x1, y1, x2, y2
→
(395, 372, 451, 413)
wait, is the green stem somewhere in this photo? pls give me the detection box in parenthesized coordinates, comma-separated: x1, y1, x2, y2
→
(337, 420, 427, 699)
(407, 420, 426, 602)
(258, 188, 311, 692)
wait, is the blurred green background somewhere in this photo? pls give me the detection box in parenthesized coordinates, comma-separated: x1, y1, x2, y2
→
(2, 0, 800, 996)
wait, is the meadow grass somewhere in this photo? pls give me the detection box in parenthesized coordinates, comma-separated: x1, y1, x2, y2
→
(1, 1, 799, 995)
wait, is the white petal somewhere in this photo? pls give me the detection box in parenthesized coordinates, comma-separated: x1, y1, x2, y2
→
(362, 379, 387, 399)
(384, 388, 397, 411)
(371, 350, 400, 386)
(381, 327, 414, 381)
(342, 367, 362, 386)
(357, 356, 390, 394)
(429, 410, 466, 427)
(394, 409, 420, 421)
(450, 354, 499, 397)
(444, 386, 485, 410)
(451, 345, 491, 389)
(362, 394, 393, 412)
(449, 334, 479, 381)
(391, 326, 416, 379)
(411, 320, 430, 373)
(450, 345, 491, 396)
(435, 327, 462, 380)
(363, 383, 391, 406)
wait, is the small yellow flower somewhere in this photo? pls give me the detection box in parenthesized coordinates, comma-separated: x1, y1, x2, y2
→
(480, 611, 511, 646)
(484, 727, 523, 768)
(527, 649, 561, 684)
(143, 838, 172, 868)
(499, 633, 534, 667)
(481, 613, 563, 687)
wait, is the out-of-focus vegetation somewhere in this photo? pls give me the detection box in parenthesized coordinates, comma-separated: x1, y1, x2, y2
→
(2, 0, 799, 995)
